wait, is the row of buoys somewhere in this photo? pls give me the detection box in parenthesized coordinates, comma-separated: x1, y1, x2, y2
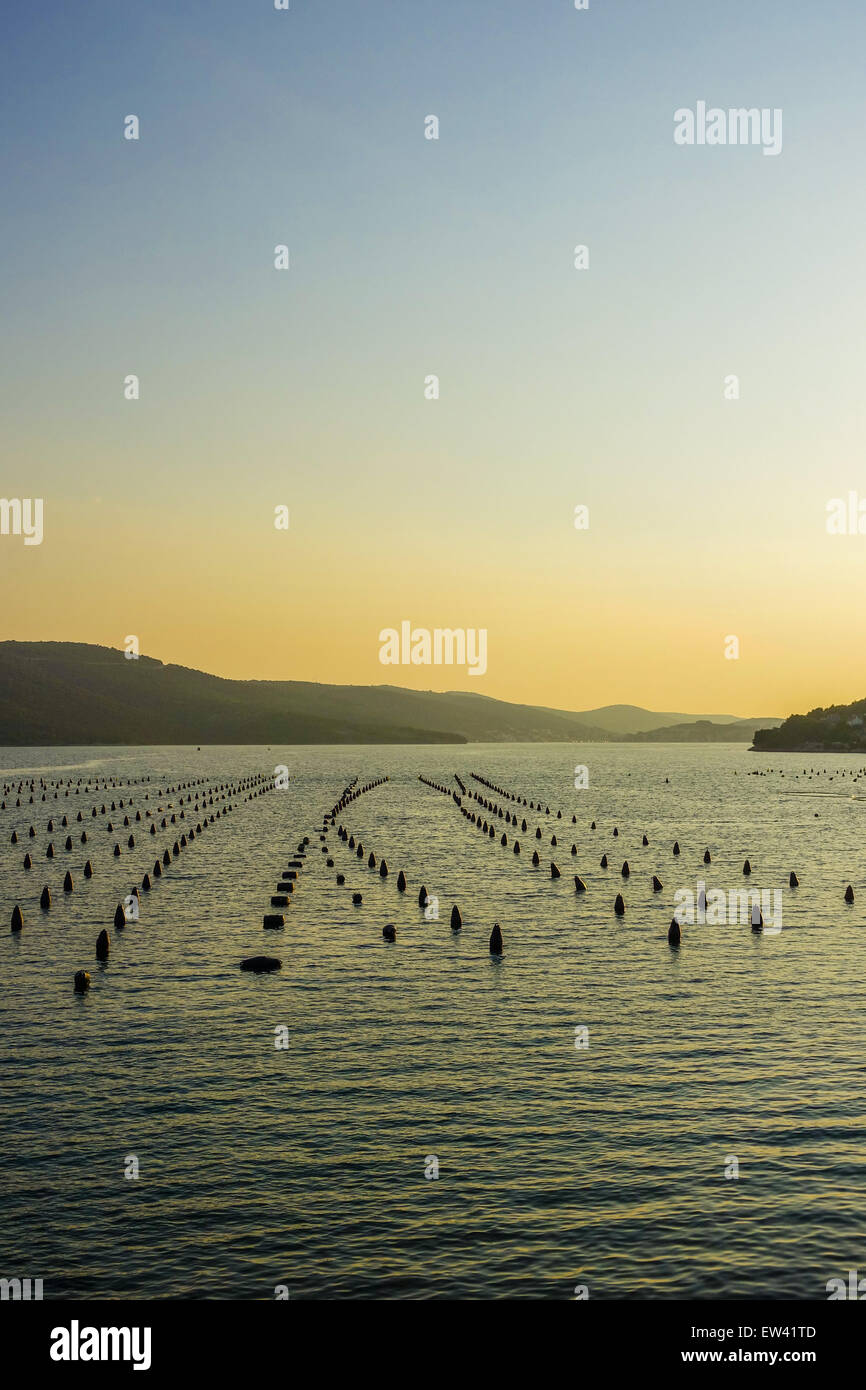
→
(12, 770, 268, 942)
(50, 770, 273, 987)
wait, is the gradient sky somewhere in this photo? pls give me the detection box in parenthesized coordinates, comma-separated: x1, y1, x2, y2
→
(2, 0, 865, 717)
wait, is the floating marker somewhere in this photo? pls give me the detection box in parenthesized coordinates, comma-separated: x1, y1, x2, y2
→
(40, 886, 51, 910)
(96, 929, 110, 960)
(397, 871, 406, 892)
(240, 956, 281, 972)
(673, 842, 680, 856)
(574, 876, 586, 893)
(845, 884, 854, 903)
(668, 917, 681, 945)
(621, 861, 630, 877)
(418, 884, 428, 908)
(352, 892, 363, 904)
(614, 893, 625, 916)
(113, 903, 126, 928)
(789, 872, 799, 888)
(63, 871, 74, 893)
(383, 924, 396, 942)
(74, 970, 91, 993)
(489, 923, 503, 955)
(11, 905, 23, 932)
(600, 854, 608, 868)
(263, 914, 285, 929)
(703, 849, 711, 864)
(550, 862, 560, 879)
(450, 905, 462, 930)
(743, 859, 751, 876)
(652, 875, 663, 892)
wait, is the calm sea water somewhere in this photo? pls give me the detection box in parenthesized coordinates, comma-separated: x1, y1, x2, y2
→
(2, 742, 865, 1301)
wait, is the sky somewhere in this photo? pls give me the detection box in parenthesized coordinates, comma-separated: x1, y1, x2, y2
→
(2, 0, 866, 718)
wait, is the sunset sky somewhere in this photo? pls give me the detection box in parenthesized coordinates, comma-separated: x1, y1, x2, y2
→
(2, 0, 866, 718)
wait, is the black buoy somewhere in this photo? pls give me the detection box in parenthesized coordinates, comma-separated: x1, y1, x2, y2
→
(74, 970, 91, 993)
(652, 875, 663, 892)
(240, 956, 281, 972)
(11, 905, 23, 932)
(642, 835, 649, 846)
(489, 923, 503, 955)
(383, 923, 396, 941)
(352, 892, 363, 904)
(789, 872, 799, 888)
(368, 851, 376, 868)
(574, 875, 586, 893)
(397, 870, 406, 891)
(600, 854, 608, 868)
(40, 885, 51, 910)
(263, 914, 285, 929)
(703, 849, 711, 864)
(418, 884, 428, 908)
(114, 903, 126, 928)
(23, 853, 32, 869)
(621, 861, 630, 877)
(743, 859, 751, 876)
(550, 862, 560, 878)
(614, 893, 625, 916)
(379, 860, 388, 877)
(673, 841, 680, 856)
(845, 884, 855, 903)
(142, 872, 151, 890)
(668, 917, 681, 945)
(751, 907, 763, 932)
(450, 905, 462, 930)
(531, 850, 540, 865)
(96, 929, 110, 959)
(336, 873, 345, 885)
(63, 871, 74, 893)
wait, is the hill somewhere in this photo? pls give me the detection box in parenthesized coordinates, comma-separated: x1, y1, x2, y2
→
(752, 699, 866, 752)
(0, 643, 614, 745)
(0, 643, 782, 746)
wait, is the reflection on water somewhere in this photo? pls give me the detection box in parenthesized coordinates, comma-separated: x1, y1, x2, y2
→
(1, 742, 865, 1300)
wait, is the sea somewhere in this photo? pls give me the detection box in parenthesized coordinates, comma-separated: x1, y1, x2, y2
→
(1, 742, 865, 1300)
